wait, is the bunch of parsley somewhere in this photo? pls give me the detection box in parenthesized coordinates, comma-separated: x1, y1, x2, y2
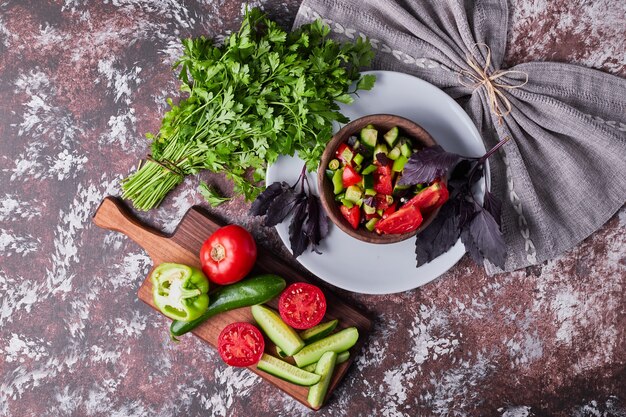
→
(122, 8, 375, 210)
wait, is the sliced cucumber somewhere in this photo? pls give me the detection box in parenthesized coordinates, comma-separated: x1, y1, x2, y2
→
(361, 164, 377, 175)
(257, 354, 321, 386)
(340, 198, 354, 209)
(383, 126, 399, 147)
(293, 327, 359, 367)
(352, 153, 364, 167)
(344, 185, 362, 204)
(360, 127, 378, 148)
(400, 142, 412, 158)
(363, 203, 376, 215)
(303, 350, 350, 372)
(300, 319, 339, 343)
(387, 146, 401, 160)
(276, 345, 288, 358)
(365, 217, 379, 231)
(307, 352, 337, 409)
(392, 155, 408, 172)
(251, 305, 304, 356)
(373, 143, 388, 160)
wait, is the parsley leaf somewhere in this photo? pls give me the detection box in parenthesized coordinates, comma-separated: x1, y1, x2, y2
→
(198, 182, 230, 207)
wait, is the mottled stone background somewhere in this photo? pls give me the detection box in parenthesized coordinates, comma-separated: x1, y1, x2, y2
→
(0, 1, 624, 417)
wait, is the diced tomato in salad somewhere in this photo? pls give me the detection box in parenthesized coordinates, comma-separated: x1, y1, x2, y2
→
(340, 205, 361, 229)
(342, 165, 362, 188)
(373, 165, 393, 195)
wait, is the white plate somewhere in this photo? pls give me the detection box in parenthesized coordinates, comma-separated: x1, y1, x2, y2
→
(266, 70, 486, 294)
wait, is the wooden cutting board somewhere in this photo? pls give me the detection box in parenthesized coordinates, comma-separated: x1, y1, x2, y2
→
(93, 196, 371, 410)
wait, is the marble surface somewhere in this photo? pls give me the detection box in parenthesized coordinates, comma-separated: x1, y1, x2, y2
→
(0, 1, 624, 416)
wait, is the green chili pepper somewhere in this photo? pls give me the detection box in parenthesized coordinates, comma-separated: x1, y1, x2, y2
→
(151, 263, 209, 322)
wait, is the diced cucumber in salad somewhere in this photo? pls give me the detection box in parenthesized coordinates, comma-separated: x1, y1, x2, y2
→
(328, 125, 450, 235)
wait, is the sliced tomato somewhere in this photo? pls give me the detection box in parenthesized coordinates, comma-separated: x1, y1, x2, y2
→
(405, 180, 448, 212)
(364, 212, 380, 221)
(382, 203, 397, 219)
(374, 193, 391, 210)
(375, 205, 423, 234)
(217, 322, 265, 367)
(279, 283, 327, 330)
(335, 143, 354, 165)
(340, 205, 361, 229)
(373, 165, 393, 195)
(342, 165, 362, 188)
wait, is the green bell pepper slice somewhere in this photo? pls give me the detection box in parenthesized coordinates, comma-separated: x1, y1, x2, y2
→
(151, 263, 209, 322)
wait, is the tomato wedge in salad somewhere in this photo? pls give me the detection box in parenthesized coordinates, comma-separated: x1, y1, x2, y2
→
(375, 205, 423, 235)
(279, 283, 327, 330)
(218, 322, 265, 367)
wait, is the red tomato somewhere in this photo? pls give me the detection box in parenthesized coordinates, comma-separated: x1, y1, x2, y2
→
(217, 322, 265, 367)
(339, 205, 361, 229)
(200, 225, 257, 285)
(342, 165, 362, 188)
(335, 143, 354, 165)
(382, 203, 397, 219)
(279, 283, 327, 330)
(374, 193, 391, 210)
(405, 180, 447, 211)
(364, 212, 380, 221)
(375, 205, 423, 234)
(373, 165, 393, 195)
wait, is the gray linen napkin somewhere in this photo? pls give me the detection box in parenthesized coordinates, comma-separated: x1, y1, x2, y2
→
(293, 0, 626, 273)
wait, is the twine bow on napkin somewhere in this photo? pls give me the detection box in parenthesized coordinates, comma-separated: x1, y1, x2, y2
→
(458, 44, 528, 122)
(294, 0, 626, 273)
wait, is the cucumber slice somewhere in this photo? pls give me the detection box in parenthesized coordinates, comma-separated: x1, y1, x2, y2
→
(361, 164, 377, 176)
(360, 127, 378, 148)
(352, 153, 364, 167)
(392, 155, 408, 172)
(251, 305, 304, 356)
(300, 319, 339, 343)
(365, 217, 379, 231)
(363, 203, 376, 215)
(307, 352, 337, 409)
(387, 146, 401, 160)
(340, 198, 354, 209)
(303, 350, 350, 372)
(257, 354, 321, 386)
(400, 142, 412, 158)
(344, 185, 362, 204)
(383, 126, 399, 147)
(276, 345, 288, 358)
(373, 143, 388, 160)
(293, 327, 359, 367)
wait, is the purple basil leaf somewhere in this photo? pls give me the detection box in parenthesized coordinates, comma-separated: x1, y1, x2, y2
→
(466, 207, 506, 268)
(483, 190, 502, 226)
(264, 188, 303, 227)
(415, 201, 460, 266)
(375, 152, 392, 167)
(289, 198, 309, 257)
(399, 146, 462, 186)
(448, 160, 482, 198)
(249, 182, 289, 216)
(304, 194, 329, 254)
(363, 196, 375, 207)
(458, 198, 479, 230)
(460, 225, 484, 264)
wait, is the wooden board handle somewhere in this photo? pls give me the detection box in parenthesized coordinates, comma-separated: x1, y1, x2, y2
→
(92, 196, 169, 261)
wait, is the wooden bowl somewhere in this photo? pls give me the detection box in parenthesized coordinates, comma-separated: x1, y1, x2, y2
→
(317, 114, 442, 244)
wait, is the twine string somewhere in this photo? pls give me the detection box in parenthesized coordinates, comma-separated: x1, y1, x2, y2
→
(458, 43, 528, 121)
(145, 155, 185, 177)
